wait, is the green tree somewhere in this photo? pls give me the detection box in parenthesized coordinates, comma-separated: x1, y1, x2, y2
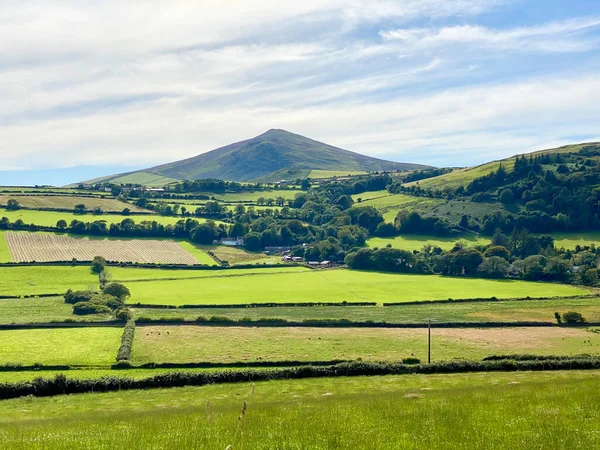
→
(478, 256, 509, 278)
(103, 283, 131, 300)
(6, 199, 20, 210)
(56, 219, 68, 230)
(74, 204, 87, 214)
(91, 256, 106, 274)
(243, 233, 262, 251)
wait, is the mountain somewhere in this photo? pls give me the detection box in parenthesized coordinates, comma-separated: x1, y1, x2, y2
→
(83, 129, 430, 185)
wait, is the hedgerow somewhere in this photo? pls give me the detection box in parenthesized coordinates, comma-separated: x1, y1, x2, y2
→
(115, 320, 136, 364)
(3, 358, 600, 400)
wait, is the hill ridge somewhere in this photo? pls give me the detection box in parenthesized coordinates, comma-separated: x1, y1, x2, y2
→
(81, 129, 430, 186)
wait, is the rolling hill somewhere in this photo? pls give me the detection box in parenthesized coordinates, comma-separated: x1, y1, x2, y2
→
(82, 129, 429, 186)
(404, 142, 599, 191)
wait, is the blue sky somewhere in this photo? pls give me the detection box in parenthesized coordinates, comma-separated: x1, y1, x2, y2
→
(0, 0, 599, 185)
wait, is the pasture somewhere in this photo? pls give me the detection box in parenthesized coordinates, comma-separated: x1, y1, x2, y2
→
(550, 231, 600, 250)
(131, 296, 600, 324)
(0, 195, 148, 213)
(0, 371, 599, 449)
(109, 266, 308, 282)
(309, 170, 367, 178)
(0, 208, 221, 228)
(0, 232, 10, 262)
(0, 327, 122, 366)
(367, 234, 490, 252)
(196, 244, 284, 265)
(0, 297, 96, 324)
(0, 266, 96, 296)
(123, 269, 587, 306)
(133, 325, 600, 364)
(5, 232, 203, 265)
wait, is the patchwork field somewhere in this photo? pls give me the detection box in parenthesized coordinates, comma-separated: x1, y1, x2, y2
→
(0, 195, 148, 213)
(1, 371, 598, 449)
(124, 269, 587, 305)
(367, 234, 490, 251)
(0, 327, 122, 366)
(5, 232, 202, 264)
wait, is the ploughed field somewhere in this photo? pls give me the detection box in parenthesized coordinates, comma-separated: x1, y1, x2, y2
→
(5, 232, 202, 265)
(0, 371, 599, 449)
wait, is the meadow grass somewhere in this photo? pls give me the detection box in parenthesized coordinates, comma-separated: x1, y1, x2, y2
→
(0, 371, 599, 449)
(0, 327, 122, 366)
(0, 207, 223, 228)
(195, 244, 285, 265)
(175, 242, 219, 265)
(131, 296, 600, 324)
(0, 195, 148, 213)
(123, 269, 587, 306)
(108, 266, 308, 282)
(367, 234, 491, 251)
(0, 297, 106, 324)
(550, 231, 600, 250)
(133, 325, 600, 364)
(351, 189, 391, 202)
(309, 169, 367, 178)
(0, 231, 11, 262)
(0, 266, 97, 296)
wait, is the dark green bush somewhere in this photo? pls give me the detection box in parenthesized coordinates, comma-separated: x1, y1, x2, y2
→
(562, 311, 586, 324)
(72, 302, 112, 315)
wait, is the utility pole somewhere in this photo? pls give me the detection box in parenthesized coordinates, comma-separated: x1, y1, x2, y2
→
(428, 319, 431, 364)
(426, 318, 435, 364)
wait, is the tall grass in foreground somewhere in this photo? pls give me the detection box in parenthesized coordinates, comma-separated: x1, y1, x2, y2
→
(0, 372, 599, 449)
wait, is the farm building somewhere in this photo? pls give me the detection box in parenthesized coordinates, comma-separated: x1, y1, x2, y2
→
(221, 237, 244, 246)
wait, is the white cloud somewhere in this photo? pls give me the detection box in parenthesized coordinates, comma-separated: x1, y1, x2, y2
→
(380, 16, 600, 52)
(0, 1, 599, 174)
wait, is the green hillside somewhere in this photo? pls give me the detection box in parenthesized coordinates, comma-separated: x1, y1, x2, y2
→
(406, 142, 595, 191)
(87, 129, 429, 185)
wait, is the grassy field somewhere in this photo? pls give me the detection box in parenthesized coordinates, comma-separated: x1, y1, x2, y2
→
(0, 208, 223, 228)
(1, 371, 599, 448)
(97, 171, 180, 187)
(133, 325, 600, 364)
(367, 234, 490, 251)
(550, 232, 600, 250)
(0, 195, 148, 213)
(368, 231, 600, 252)
(108, 266, 308, 282)
(351, 189, 391, 202)
(352, 193, 443, 221)
(123, 269, 587, 306)
(0, 327, 122, 366)
(131, 296, 600, 324)
(0, 266, 97, 296)
(309, 170, 367, 178)
(0, 231, 10, 262)
(196, 244, 284, 265)
(0, 297, 107, 324)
